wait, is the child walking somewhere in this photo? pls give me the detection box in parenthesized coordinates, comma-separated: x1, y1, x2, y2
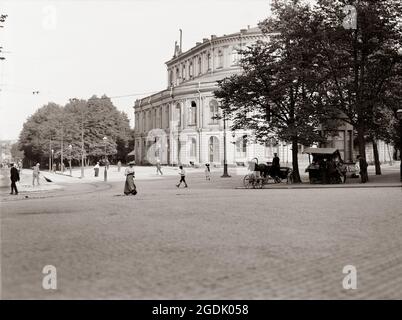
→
(205, 163, 211, 180)
(176, 165, 188, 188)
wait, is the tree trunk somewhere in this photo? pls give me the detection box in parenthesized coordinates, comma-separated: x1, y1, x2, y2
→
(291, 139, 301, 183)
(356, 127, 366, 159)
(372, 139, 381, 175)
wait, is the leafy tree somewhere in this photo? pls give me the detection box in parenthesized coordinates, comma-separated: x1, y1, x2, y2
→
(19, 96, 133, 166)
(312, 0, 402, 160)
(215, 0, 333, 182)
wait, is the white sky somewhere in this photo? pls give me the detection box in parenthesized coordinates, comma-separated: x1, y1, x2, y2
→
(0, 0, 272, 140)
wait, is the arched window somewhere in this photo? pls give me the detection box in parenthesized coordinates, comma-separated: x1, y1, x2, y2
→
(209, 136, 220, 163)
(217, 50, 224, 68)
(189, 137, 197, 157)
(209, 99, 219, 124)
(188, 101, 197, 125)
(236, 135, 247, 157)
(207, 53, 212, 71)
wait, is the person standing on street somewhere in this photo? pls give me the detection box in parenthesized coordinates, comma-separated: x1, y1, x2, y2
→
(124, 161, 137, 195)
(94, 162, 100, 177)
(176, 165, 188, 188)
(10, 163, 20, 195)
(205, 163, 211, 180)
(357, 155, 369, 183)
(271, 153, 281, 183)
(117, 160, 122, 172)
(32, 163, 40, 186)
(156, 159, 163, 175)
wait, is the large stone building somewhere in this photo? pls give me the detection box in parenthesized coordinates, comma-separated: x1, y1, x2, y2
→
(133, 27, 394, 166)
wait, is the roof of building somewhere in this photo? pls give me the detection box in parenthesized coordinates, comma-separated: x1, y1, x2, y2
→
(166, 26, 264, 65)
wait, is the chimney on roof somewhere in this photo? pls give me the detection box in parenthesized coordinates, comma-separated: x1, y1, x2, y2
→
(196, 42, 201, 46)
(203, 38, 209, 43)
(240, 28, 247, 33)
(211, 35, 217, 39)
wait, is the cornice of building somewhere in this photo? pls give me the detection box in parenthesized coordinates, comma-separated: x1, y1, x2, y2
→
(165, 27, 268, 66)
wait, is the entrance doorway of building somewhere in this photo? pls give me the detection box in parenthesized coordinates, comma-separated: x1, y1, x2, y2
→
(209, 136, 220, 163)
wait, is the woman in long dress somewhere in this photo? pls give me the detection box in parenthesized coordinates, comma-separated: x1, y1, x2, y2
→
(124, 162, 137, 195)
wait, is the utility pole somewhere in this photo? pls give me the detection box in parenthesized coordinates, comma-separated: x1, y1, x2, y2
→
(60, 126, 64, 172)
(221, 110, 231, 178)
(81, 114, 85, 178)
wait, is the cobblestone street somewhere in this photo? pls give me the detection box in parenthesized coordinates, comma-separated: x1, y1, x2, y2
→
(1, 169, 402, 299)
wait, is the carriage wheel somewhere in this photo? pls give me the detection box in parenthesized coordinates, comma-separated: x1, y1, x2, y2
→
(256, 178, 264, 189)
(243, 174, 253, 189)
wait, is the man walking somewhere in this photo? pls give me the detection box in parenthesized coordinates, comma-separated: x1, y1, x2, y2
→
(10, 163, 20, 195)
(357, 155, 368, 183)
(156, 159, 163, 175)
(176, 165, 188, 188)
(32, 163, 40, 186)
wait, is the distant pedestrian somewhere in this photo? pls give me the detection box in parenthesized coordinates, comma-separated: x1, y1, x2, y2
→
(32, 163, 40, 186)
(17, 160, 23, 173)
(94, 162, 100, 177)
(357, 155, 368, 183)
(117, 160, 122, 172)
(205, 163, 211, 180)
(10, 163, 20, 195)
(156, 159, 163, 175)
(176, 165, 188, 188)
(124, 161, 137, 195)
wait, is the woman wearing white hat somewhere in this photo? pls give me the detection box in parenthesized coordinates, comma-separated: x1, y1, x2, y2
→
(124, 161, 137, 195)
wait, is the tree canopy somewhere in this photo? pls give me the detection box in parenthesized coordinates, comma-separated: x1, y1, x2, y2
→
(18, 96, 133, 166)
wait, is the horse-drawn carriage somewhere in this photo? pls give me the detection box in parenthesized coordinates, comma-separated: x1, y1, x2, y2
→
(303, 148, 354, 184)
(243, 158, 293, 189)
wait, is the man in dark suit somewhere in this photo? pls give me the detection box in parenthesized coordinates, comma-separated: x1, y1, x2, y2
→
(10, 163, 20, 195)
(271, 153, 281, 182)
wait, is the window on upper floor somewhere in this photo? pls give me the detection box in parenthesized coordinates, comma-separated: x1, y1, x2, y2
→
(176, 67, 180, 85)
(231, 49, 240, 65)
(209, 99, 219, 124)
(217, 50, 224, 68)
(182, 65, 186, 81)
(169, 70, 173, 87)
(189, 137, 197, 157)
(207, 53, 212, 71)
(188, 101, 197, 125)
(198, 57, 202, 75)
(189, 62, 193, 79)
(175, 103, 181, 127)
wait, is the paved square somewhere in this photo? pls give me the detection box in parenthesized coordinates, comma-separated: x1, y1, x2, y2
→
(1, 168, 402, 299)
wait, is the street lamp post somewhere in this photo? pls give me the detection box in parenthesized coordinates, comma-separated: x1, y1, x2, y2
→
(221, 111, 231, 178)
(397, 109, 402, 182)
(68, 144, 72, 177)
(103, 136, 108, 182)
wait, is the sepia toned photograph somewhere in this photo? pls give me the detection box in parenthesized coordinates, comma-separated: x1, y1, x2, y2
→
(1, 0, 402, 306)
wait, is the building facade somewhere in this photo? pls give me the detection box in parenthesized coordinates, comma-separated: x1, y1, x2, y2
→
(133, 27, 394, 166)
